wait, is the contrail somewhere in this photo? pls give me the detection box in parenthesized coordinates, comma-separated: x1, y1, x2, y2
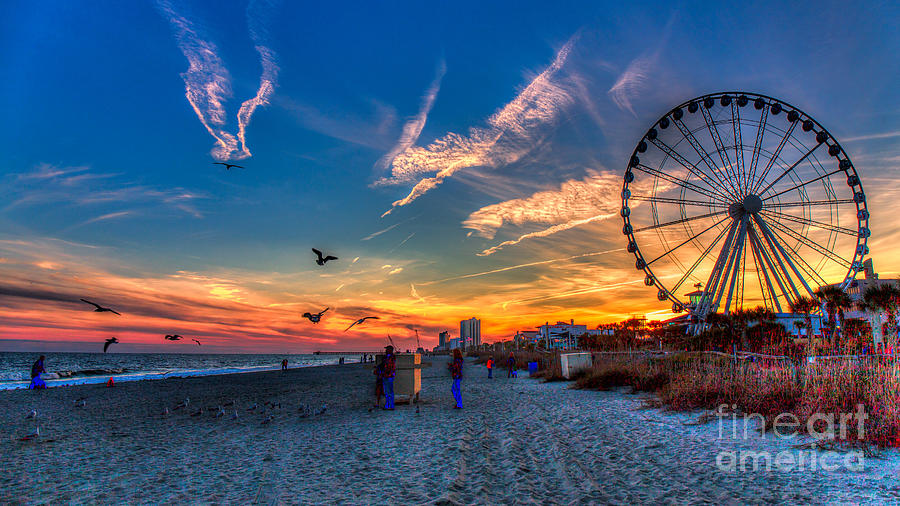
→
(477, 212, 617, 256)
(157, 0, 279, 161)
(418, 248, 624, 286)
(375, 59, 446, 172)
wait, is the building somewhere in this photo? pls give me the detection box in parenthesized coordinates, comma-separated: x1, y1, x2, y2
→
(460, 317, 481, 349)
(823, 259, 900, 346)
(438, 331, 450, 350)
(537, 320, 602, 350)
(513, 330, 541, 349)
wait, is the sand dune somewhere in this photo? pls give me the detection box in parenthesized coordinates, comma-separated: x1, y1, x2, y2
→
(1, 357, 898, 504)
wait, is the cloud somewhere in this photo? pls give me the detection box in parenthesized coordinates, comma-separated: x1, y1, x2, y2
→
(462, 170, 623, 255)
(74, 211, 133, 228)
(157, 0, 279, 161)
(375, 59, 446, 172)
(388, 267, 403, 275)
(843, 130, 900, 142)
(361, 222, 402, 241)
(606, 15, 673, 116)
(376, 35, 578, 216)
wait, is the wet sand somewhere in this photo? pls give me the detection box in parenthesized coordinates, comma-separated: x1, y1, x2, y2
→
(2, 357, 899, 504)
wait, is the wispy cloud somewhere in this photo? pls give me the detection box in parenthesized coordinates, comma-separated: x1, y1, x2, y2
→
(361, 222, 402, 241)
(463, 170, 623, 255)
(843, 130, 900, 142)
(375, 59, 447, 172)
(157, 0, 279, 161)
(74, 211, 133, 228)
(376, 35, 579, 216)
(607, 15, 673, 116)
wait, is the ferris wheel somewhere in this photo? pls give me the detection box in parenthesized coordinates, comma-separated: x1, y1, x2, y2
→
(620, 92, 869, 321)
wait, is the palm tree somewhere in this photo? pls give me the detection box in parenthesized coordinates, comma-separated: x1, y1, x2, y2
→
(861, 284, 900, 347)
(814, 285, 853, 345)
(789, 295, 819, 341)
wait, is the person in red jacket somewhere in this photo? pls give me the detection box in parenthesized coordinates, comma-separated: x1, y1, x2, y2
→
(382, 345, 396, 410)
(448, 348, 464, 408)
(486, 357, 493, 379)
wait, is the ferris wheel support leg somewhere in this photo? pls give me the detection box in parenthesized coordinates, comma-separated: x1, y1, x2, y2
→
(698, 218, 740, 318)
(754, 215, 816, 298)
(748, 227, 782, 313)
(723, 215, 750, 314)
(749, 226, 790, 312)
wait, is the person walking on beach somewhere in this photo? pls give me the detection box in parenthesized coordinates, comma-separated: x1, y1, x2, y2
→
(281, 359, 288, 371)
(486, 357, 493, 379)
(29, 356, 47, 390)
(448, 349, 463, 409)
(506, 352, 516, 378)
(382, 345, 397, 410)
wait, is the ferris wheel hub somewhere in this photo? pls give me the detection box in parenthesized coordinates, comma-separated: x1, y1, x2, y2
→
(742, 194, 762, 214)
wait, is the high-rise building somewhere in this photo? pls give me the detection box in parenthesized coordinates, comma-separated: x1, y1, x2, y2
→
(438, 331, 450, 350)
(459, 317, 481, 348)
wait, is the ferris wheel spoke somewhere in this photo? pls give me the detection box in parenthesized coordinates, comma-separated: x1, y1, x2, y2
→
(699, 106, 735, 191)
(762, 168, 843, 201)
(633, 210, 726, 233)
(747, 105, 769, 195)
(762, 221, 830, 288)
(648, 138, 735, 201)
(769, 199, 855, 208)
(671, 224, 732, 294)
(721, 215, 750, 313)
(629, 194, 725, 208)
(761, 209, 858, 236)
(751, 120, 798, 194)
(731, 102, 747, 192)
(756, 142, 824, 196)
(764, 217, 853, 268)
(752, 223, 804, 305)
(632, 164, 723, 201)
(673, 119, 743, 198)
(646, 215, 730, 266)
(754, 215, 815, 299)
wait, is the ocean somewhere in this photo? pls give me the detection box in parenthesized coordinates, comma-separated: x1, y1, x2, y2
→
(0, 351, 367, 390)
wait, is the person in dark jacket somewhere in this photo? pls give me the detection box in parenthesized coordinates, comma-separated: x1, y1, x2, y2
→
(382, 345, 396, 410)
(448, 348, 464, 408)
(506, 352, 517, 378)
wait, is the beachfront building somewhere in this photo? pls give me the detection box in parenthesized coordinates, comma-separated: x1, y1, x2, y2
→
(538, 320, 602, 350)
(513, 330, 541, 349)
(821, 259, 900, 346)
(460, 317, 481, 349)
(438, 331, 450, 350)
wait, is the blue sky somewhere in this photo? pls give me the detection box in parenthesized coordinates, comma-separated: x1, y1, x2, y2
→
(0, 0, 897, 351)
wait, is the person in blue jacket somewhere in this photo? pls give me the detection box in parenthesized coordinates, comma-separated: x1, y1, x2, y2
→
(29, 355, 47, 390)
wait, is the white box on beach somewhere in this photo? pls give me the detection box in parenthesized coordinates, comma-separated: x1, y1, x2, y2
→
(560, 352, 592, 379)
(377, 353, 421, 403)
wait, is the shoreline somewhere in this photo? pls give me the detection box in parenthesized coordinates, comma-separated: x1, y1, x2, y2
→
(3, 356, 898, 503)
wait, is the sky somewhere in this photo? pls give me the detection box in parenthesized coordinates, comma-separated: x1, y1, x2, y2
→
(0, 0, 898, 353)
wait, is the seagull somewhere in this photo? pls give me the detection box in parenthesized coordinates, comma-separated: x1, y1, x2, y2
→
(103, 337, 119, 353)
(302, 307, 329, 323)
(74, 399, 86, 408)
(173, 398, 190, 410)
(230, 410, 239, 420)
(26, 410, 37, 419)
(162, 407, 170, 416)
(345, 316, 380, 332)
(247, 403, 260, 412)
(312, 248, 338, 266)
(80, 299, 121, 315)
(20, 426, 40, 441)
(214, 407, 225, 418)
(192, 339, 202, 346)
(213, 162, 244, 170)
(164, 334, 183, 341)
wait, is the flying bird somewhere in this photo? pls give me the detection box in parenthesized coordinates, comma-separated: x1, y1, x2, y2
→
(164, 335, 183, 341)
(312, 248, 338, 266)
(103, 337, 119, 353)
(213, 162, 244, 170)
(345, 316, 380, 332)
(302, 307, 329, 323)
(80, 299, 121, 315)
(192, 339, 202, 346)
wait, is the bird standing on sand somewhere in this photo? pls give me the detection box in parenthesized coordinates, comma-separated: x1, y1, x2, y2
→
(214, 407, 225, 418)
(231, 410, 239, 420)
(213, 162, 244, 170)
(316, 403, 327, 415)
(192, 339, 202, 346)
(26, 409, 37, 419)
(164, 335, 182, 341)
(302, 307, 329, 323)
(345, 316, 379, 332)
(103, 337, 119, 353)
(162, 407, 170, 416)
(80, 299, 121, 315)
(312, 248, 338, 266)
(74, 399, 86, 408)
(173, 398, 190, 410)
(20, 426, 40, 441)
(247, 403, 259, 412)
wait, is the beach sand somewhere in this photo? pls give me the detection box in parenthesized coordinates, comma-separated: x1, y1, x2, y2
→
(2, 357, 900, 504)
